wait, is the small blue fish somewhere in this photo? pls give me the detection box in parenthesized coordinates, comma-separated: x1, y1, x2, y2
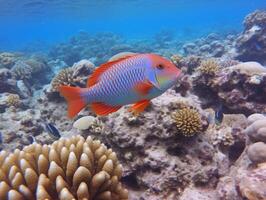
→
(215, 105, 224, 125)
(44, 123, 61, 139)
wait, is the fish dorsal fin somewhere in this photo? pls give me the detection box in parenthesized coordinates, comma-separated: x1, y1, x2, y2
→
(87, 54, 138, 87)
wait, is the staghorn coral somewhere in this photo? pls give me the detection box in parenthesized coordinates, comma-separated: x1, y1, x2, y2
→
(6, 94, 21, 108)
(197, 59, 220, 76)
(0, 135, 128, 200)
(172, 107, 203, 137)
(51, 67, 75, 92)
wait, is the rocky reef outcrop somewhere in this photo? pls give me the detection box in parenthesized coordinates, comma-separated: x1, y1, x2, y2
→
(192, 61, 266, 115)
(217, 113, 266, 200)
(235, 10, 266, 64)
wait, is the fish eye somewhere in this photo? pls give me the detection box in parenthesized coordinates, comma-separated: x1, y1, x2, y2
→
(157, 64, 164, 70)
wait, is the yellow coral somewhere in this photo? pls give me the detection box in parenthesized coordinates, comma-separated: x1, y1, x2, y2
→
(172, 108, 203, 137)
(6, 94, 20, 107)
(0, 135, 128, 200)
(197, 59, 220, 75)
(51, 68, 75, 92)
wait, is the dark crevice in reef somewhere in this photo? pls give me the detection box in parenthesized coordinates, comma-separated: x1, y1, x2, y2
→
(122, 173, 142, 190)
(228, 141, 246, 163)
(166, 145, 188, 156)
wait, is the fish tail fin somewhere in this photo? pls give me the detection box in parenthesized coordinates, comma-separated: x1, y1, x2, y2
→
(59, 85, 87, 118)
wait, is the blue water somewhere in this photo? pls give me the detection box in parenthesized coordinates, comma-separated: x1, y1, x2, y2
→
(0, 0, 265, 51)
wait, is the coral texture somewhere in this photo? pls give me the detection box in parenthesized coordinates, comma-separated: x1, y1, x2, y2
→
(50, 59, 95, 92)
(172, 107, 203, 137)
(193, 61, 266, 114)
(51, 67, 75, 92)
(11, 59, 47, 81)
(0, 53, 20, 69)
(6, 94, 21, 108)
(235, 10, 266, 64)
(0, 136, 128, 200)
(197, 59, 220, 76)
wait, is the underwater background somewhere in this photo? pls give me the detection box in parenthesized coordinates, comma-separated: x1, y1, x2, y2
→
(0, 0, 266, 200)
(0, 0, 265, 51)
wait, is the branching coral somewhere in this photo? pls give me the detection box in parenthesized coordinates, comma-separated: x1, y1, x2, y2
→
(50, 60, 95, 92)
(170, 54, 182, 66)
(211, 127, 234, 146)
(197, 59, 220, 76)
(0, 135, 128, 200)
(51, 67, 75, 92)
(172, 108, 203, 137)
(6, 94, 21, 107)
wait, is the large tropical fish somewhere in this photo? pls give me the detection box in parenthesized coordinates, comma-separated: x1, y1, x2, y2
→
(59, 53, 181, 118)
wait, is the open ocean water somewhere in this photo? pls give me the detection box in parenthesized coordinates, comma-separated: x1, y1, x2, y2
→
(0, 0, 265, 51)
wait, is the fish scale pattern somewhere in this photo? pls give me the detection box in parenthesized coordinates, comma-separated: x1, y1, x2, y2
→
(92, 58, 147, 103)
(0, 136, 128, 200)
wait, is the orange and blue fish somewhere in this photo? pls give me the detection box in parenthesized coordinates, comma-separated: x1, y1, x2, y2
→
(59, 53, 181, 118)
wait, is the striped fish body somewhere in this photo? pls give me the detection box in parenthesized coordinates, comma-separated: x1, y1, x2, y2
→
(83, 55, 162, 106)
(59, 53, 181, 117)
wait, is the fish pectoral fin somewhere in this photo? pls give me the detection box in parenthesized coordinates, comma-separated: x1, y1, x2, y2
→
(90, 102, 121, 116)
(134, 80, 153, 95)
(128, 100, 150, 115)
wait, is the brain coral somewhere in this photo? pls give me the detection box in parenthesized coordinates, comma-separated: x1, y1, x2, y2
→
(0, 135, 128, 200)
(172, 107, 203, 137)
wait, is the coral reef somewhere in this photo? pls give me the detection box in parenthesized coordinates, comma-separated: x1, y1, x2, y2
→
(0, 68, 18, 93)
(50, 59, 95, 93)
(216, 113, 266, 200)
(0, 135, 128, 200)
(171, 107, 203, 137)
(192, 61, 266, 114)
(1, 9, 266, 200)
(197, 59, 220, 76)
(11, 58, 48, 81)
(0, 53, 20, 69)
(182, 33, 235, 58)
(6, 94, 21, 108)
(51, 67, 75, 92)
(235, 10, 266, 64)
(170, 54, 182, 66)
